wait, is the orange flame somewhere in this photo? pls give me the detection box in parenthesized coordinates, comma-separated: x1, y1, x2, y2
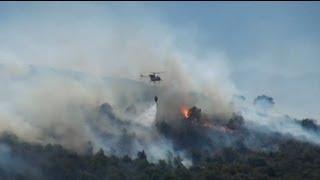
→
(181, 106, 190, 119)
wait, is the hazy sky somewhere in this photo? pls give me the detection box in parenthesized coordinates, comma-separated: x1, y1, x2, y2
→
(0, 2, 319, 119)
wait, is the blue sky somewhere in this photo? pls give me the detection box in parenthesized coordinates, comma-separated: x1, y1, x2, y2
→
(0, 2, 319, 119)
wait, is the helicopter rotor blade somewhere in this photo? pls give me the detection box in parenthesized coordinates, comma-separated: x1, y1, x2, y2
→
(150, 71, 165, 74)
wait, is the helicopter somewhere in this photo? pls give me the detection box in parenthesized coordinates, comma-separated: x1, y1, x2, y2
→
(140, 72, 164, 83)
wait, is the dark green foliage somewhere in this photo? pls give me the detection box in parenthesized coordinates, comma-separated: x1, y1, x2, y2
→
(300, 119, 319, 131)
(1, 133, 320, 180)
(227, 114, 244, 130)
(254, 95, 275, 106)
(137, 150, 147, 160)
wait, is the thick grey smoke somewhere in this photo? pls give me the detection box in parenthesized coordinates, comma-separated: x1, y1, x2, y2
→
(0, 4, 319, 166)
(232, 95, 320, 146)
(0, 5, 236, 164)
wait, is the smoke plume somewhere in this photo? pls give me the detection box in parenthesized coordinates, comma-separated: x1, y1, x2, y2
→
(0, 4, 319, 166)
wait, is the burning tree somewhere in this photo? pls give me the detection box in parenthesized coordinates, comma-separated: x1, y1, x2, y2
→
(181, 106, 202, 122)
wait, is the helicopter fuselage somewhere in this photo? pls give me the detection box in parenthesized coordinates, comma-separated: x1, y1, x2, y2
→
(149, 74, 161, 82)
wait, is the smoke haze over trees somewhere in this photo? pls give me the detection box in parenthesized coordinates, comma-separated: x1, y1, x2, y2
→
(0, 2, 320, 179)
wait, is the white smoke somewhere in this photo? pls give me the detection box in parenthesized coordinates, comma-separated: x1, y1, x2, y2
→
(0, 3, 237, 162)
(233, 96, 320, 146)
(3, 3, 319, 165)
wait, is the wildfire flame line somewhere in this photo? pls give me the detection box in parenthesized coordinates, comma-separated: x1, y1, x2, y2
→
(181, 106, 190, 119)
(180, 106, 234, 133)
